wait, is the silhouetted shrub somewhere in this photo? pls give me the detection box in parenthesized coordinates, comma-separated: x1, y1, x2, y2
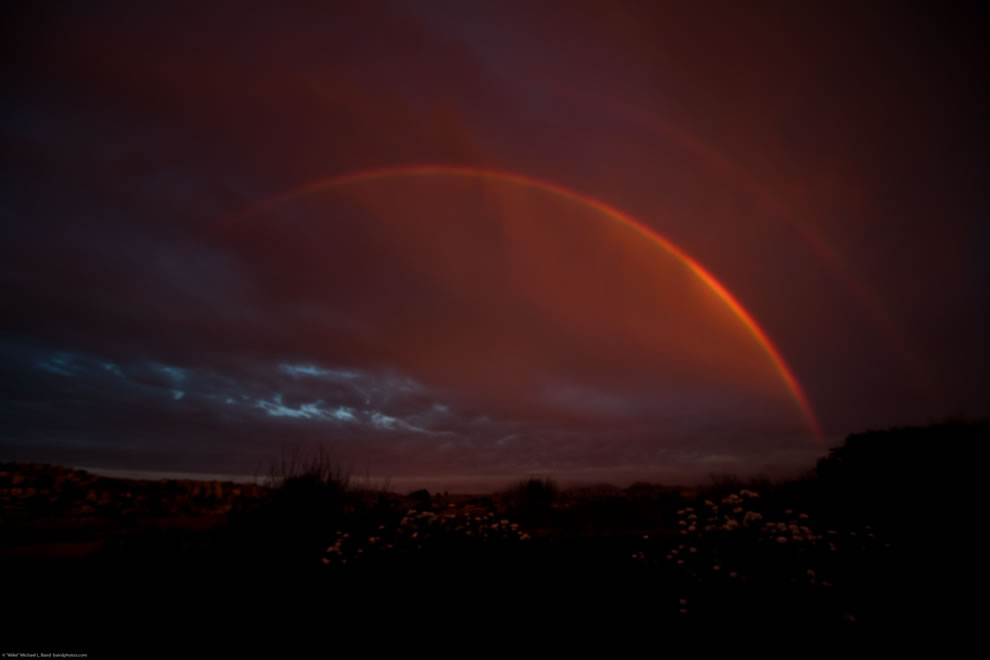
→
(407, 489, 432, 509)
(468, 496, 496, 512)
(499, 478, 559, 524)
(815, 419, 988, 537)
(219, 446, 355, 567)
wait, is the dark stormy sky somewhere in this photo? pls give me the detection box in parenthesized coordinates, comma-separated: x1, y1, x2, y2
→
(2, 1, 988, 490)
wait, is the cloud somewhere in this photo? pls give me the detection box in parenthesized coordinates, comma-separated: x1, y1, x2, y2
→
(279, 364, 361, 380)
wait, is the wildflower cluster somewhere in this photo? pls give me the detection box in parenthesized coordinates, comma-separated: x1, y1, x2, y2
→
(321, 508, 531, 566)
(629, 489, 893, 622)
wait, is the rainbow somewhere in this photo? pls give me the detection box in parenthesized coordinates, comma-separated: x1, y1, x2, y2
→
(552, 85, 937, 408)
(211, 165, 825, 443)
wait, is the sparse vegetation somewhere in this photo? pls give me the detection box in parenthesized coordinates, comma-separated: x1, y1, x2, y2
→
(3, 421, 984, 628)
(263, 445, 352, 492)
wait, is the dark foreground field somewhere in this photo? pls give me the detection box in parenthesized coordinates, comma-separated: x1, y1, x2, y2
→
(2, 422, 982, 653)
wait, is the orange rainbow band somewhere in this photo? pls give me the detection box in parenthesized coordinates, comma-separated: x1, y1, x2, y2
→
(212, 165, 825, 444)
(554, 85, 937, 409)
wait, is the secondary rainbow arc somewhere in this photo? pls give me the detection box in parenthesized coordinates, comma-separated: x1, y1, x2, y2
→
(211, 164, 825, 444)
